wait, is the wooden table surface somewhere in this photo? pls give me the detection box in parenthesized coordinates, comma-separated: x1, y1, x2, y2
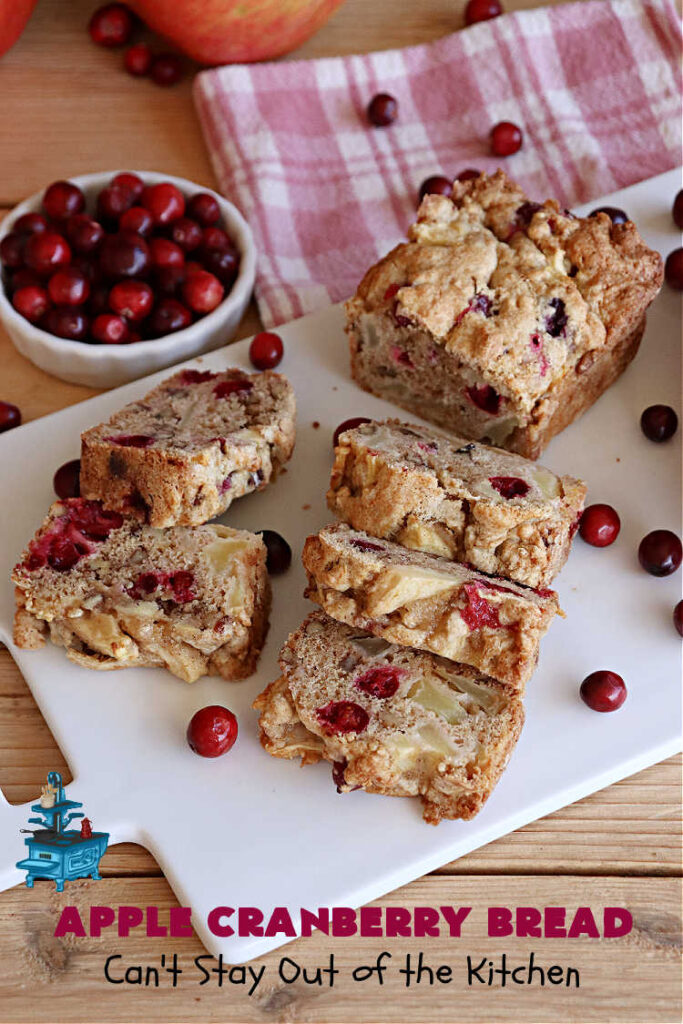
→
(0, 1, 680, 1021)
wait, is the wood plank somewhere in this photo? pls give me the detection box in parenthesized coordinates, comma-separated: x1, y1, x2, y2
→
(0, 875, 679, 1022)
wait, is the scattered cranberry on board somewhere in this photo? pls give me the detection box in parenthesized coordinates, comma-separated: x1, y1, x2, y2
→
(418, 176, 452, 203)
(580, 671, 627, 713)
(53, 459, 81, 499)
(186, 705, 238, 758)
(0, 401, 21, 433)
(150, 53, 184, 87)
(637, 530, 682, 577)
(124, 42, 152, 77)
(578, 504, 621, 547)
(672, 190, 683, 230)
(249, 331, 284, 370)
(367, 93, 398, 127)
(257, 530, 292, 575)
(333, 416, 372, 447)
(490, 121, 523, 157)
(674, 600, 683, 637)
(88, 3, 134, 47)
(640, 404, 678, 442)
(589, 206, 629, 224)
(464, 0, 503, 25)
(664, 248, 683, 289)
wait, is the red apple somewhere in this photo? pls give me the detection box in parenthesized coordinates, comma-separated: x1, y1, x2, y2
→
(0, 0, 39, 58)
(126, 0, 346, 64)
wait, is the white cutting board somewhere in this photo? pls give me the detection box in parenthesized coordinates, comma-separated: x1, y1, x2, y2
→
(0, 170, 681, 964)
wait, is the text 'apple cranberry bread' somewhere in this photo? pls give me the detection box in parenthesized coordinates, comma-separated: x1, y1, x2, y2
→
(328, 419, 586, 587)
(302, 523, 559, 691)
(254, 611, 524, 825)
(346, 170, 663, 459)
(12, 498, 270, 683)
(80, 367, 296, 527)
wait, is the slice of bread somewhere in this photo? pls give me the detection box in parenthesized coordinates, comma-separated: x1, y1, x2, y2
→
(302, 523, 559, 690)
(254, 611, 524, 824)
(12, 498, 270, 682)
(80, 366, 296, 527)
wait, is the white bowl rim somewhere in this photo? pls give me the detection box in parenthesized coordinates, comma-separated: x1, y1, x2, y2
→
(0, 169, 256, 363)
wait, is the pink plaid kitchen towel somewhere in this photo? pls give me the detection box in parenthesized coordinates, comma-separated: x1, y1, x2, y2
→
(194, 0, 681, 328)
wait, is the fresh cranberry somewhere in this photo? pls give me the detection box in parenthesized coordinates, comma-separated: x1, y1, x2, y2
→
(354, 663, 404, 699)
(24, 233, 71, 275)
(202, 246, 239, 285)
(465, 0, 503, 24)
(460, 582, 502, 630)
(488, 476, 530, 499)
(99, 232, 150, 279)
(672, 190, 683, 230)
(0, 401, 21, 432)
(333, 416, 372, 447)
(664, 248, 683, 290)
(66, 215, 104, 254)
(579, 504, 620, 547)
(367, 93, 398, 127)
(48, 267, 90, 306)
(465, 383, 501, 415)
(10, 268, 41, 292)
(182, 270, 224, 313)
(490, 121, 523, 157)
(70, 254, 100, 284)
(590, 206, 629, 225)
(456, 168, 481, 181)
(148, 297, 191, 336)
(99, 185, 136, 224)
(119, 206, 153, 237)
(154, 264, 186, 296)
(249, 331, 283, 370)
(109, 280, 153, 321)
(149, 237, 185, 270)
(107, 433, 154, 447)
(180, 369, 217, 384)
(53, 459, 81, 499)
(418, 175, 452, 202)
(316, 700, 369, 735)
(580, 670, 627, 712)
(14, 213, 48, 237)
(42, 181, 85, 221)
(0, 232, 24, 269)
(188, 193, 220, 226)
(12, 285, 50, 323)
(88, 283, 113, 316)
(640, 404, 678, 442)
(674, 600, 683, 637)
(257, 530, 291, 574)
(42, 307, 89, 341)
(350, 538, 385, 553)
(187, 705, 238, 758)
(111, 172, 145, 200)
(124, 42, 152, 76)
(91, 313, 131, 344)
(213, 378, 253, 399)
(170, 217, 203, 252)
(638, 530, 682, 576)
(88, 3, 133, 46)
(150, 53, 184, 87)
(142, 182, 185, 225)
(201, 226, 231, 252)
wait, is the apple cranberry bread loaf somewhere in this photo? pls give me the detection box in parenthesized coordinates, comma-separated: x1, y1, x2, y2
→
(346, 170, 663, 459)
(12, 498, 270, 683)
(80, 367, 296, 527)
(328, 419, 586, 587)
(302, 523, 559, 690)
(254, 611, 524, 825)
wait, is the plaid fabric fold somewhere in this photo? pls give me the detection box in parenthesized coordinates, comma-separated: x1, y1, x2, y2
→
(194, 0, 681, 327)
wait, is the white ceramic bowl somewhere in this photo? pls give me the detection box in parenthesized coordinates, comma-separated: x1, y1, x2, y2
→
(0, 170, 256, 388)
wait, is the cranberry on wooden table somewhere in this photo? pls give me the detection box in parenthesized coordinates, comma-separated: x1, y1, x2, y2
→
(150, 54, 184, 87)
(367, 93, 398, 127)
(464, 0, 503, 25)
(640, 405, 678, 442)
(92, 313, 131, 344)
(257, 530, 292, 575)
(124, 43, 152, 77)
(187, 705, 238, 758)
(664, 248, 683, 289)
(418, 176, 452, 202)
(53, 460, 81, 500)
(637, 530, 682, 577)
(88, 3, 134, 47)
(0, 401, 21, 433)
(580, 670, 627, 712)
(490, 121, 523, 156)
(249, 331, 283, 370)
(333, 416, 372, 447)
(579, 504, 621, 547)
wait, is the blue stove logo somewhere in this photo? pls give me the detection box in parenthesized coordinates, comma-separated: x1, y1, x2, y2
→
(16, 771, 109, 892)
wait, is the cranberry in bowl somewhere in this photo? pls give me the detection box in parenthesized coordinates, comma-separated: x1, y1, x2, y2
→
(0, 171, 256, 388)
